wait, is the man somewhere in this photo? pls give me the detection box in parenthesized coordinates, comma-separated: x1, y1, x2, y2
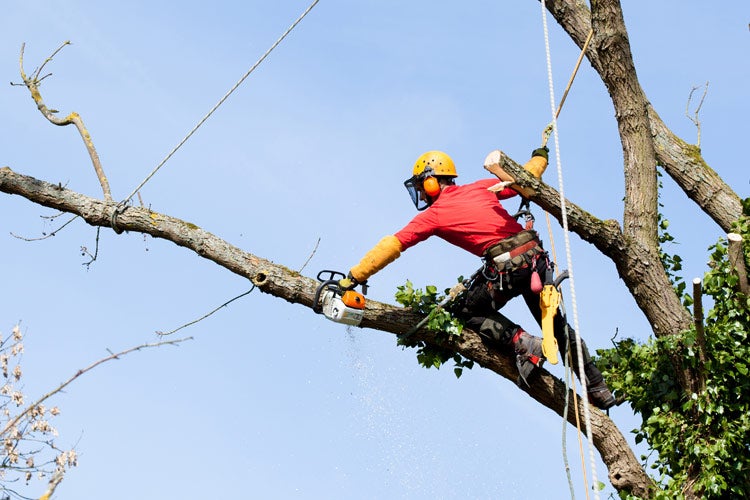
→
(344, 149, 616, 410)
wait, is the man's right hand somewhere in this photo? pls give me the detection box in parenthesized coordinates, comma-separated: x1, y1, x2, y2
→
(339, 274, 354, 290)
(340, 272, 363, 290)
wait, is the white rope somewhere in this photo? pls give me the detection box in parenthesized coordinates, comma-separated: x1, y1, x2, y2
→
(120, 0, 320, 206)
(539, 2, 600, 499)
(561, 334, 576, 500)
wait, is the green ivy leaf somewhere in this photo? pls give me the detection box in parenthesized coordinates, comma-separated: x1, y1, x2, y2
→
(395, 279, 473, 380)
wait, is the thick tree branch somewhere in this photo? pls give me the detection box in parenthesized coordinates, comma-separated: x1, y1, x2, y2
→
(649, 109, 743, 232)
(728, 233, 750, 295)
(0, 165, 652, 496)
(543, 0, 592, 44)
(498, 151, 695, 393)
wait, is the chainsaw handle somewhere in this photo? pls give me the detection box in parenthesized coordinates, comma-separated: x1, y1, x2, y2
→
(313, 279, 340, 314)
(316, 269, 368, 295)
(316, 270, 346, 282)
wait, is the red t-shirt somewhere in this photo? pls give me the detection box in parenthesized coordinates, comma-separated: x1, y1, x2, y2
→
(394, 178, 524, 257)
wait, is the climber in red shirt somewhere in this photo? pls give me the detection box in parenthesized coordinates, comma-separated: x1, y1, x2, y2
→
(345, 149, 615, 410)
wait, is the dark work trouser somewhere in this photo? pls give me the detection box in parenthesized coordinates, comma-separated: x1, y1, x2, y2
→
(454, 258, 604, 387)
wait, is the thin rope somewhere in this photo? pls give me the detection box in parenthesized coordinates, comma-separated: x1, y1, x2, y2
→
(542, 29, 593, 148)
(548, 194, 589, 500)
(540, 2, 600, 499)
(555, 29, 593, 121)
(120, 0, 320, 206)
(562, 335, 576, 500)
(569, 352, 590, 500)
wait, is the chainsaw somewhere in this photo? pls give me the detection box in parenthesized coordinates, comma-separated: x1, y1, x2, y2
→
(313, 270, 367, 326)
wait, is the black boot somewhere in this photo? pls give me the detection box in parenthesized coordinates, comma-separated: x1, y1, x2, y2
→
(560, 331, 616, 410)
(587, 382, 616, 410)
(583, 362, 616, 410)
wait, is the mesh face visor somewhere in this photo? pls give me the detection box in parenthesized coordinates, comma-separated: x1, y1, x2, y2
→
(404, 176, 430, 211)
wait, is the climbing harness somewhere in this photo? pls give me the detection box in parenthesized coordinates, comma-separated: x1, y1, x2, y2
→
(484, 230, 543, 271)
(512, 199, 536, 231)
(479, 230, 548, 311)
(540, 29, 594, 148)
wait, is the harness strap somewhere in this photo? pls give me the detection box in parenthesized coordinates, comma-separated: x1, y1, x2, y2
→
(481, 231, 547, 284)
(484, 230, 539, 257)
(488, 239, 540, 267)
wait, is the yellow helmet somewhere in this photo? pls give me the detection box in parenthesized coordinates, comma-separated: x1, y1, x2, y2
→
(404, 151, 457, 210)
(412, 150, 457, 177)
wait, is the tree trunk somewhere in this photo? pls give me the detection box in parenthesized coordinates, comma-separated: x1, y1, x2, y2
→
(536, 0, 745, 495)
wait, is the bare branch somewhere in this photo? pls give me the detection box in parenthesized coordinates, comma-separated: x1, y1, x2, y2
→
(38, 469, 63, 500)
(80, 227, 101, 268)
(685, 82, 709, 148)
(0, 337, 192, 439)
(18, 43, 112, 201)
(10, 214, 79, 241)
(0, 165, 652, 495)
(298, 237, 320, 274)
(156, 290, 255, 336)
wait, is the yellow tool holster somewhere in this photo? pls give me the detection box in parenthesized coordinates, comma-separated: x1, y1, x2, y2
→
(539, 284, 560, 365)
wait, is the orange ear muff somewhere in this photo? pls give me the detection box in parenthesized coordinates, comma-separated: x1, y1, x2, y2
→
(423, 176, 440, 197)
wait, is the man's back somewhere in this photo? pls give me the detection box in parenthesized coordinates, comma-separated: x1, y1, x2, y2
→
(395, 178, 524, 256)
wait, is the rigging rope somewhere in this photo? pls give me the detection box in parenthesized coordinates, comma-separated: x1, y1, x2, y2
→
(541, 30, 593, 148)
(118, 0, 320, 208)
(539, 3, 600, 499)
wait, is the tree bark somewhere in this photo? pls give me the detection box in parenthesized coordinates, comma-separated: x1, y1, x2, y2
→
(649, 111, 742, 232)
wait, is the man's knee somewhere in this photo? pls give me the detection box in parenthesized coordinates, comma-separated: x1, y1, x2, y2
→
(468, 316, 519, 345)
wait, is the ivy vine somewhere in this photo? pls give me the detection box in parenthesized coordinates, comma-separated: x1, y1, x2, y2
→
(598, 199, 750, 499)
(394, 279, 474, 378)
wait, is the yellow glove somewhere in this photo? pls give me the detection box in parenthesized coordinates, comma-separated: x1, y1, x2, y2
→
(349, 235, 403, 282)
(523, 147, 549, 178)
(338, 277, 354, 289)
(523, 156, 547, 179)
(484, 148, 547, 198)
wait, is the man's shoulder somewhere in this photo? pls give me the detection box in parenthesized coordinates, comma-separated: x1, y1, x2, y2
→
(458, 178, 502, 190)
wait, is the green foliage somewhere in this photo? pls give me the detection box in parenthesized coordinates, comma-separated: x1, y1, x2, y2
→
(394, 279, 474, 378)
(598, 206, 750, 499)
(742, 197, 750, 217)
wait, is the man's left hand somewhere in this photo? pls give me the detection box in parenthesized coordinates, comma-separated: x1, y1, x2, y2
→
(531, 147, 549, 161)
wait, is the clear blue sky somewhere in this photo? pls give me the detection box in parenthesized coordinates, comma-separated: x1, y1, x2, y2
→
(1, 2, 748, 499)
